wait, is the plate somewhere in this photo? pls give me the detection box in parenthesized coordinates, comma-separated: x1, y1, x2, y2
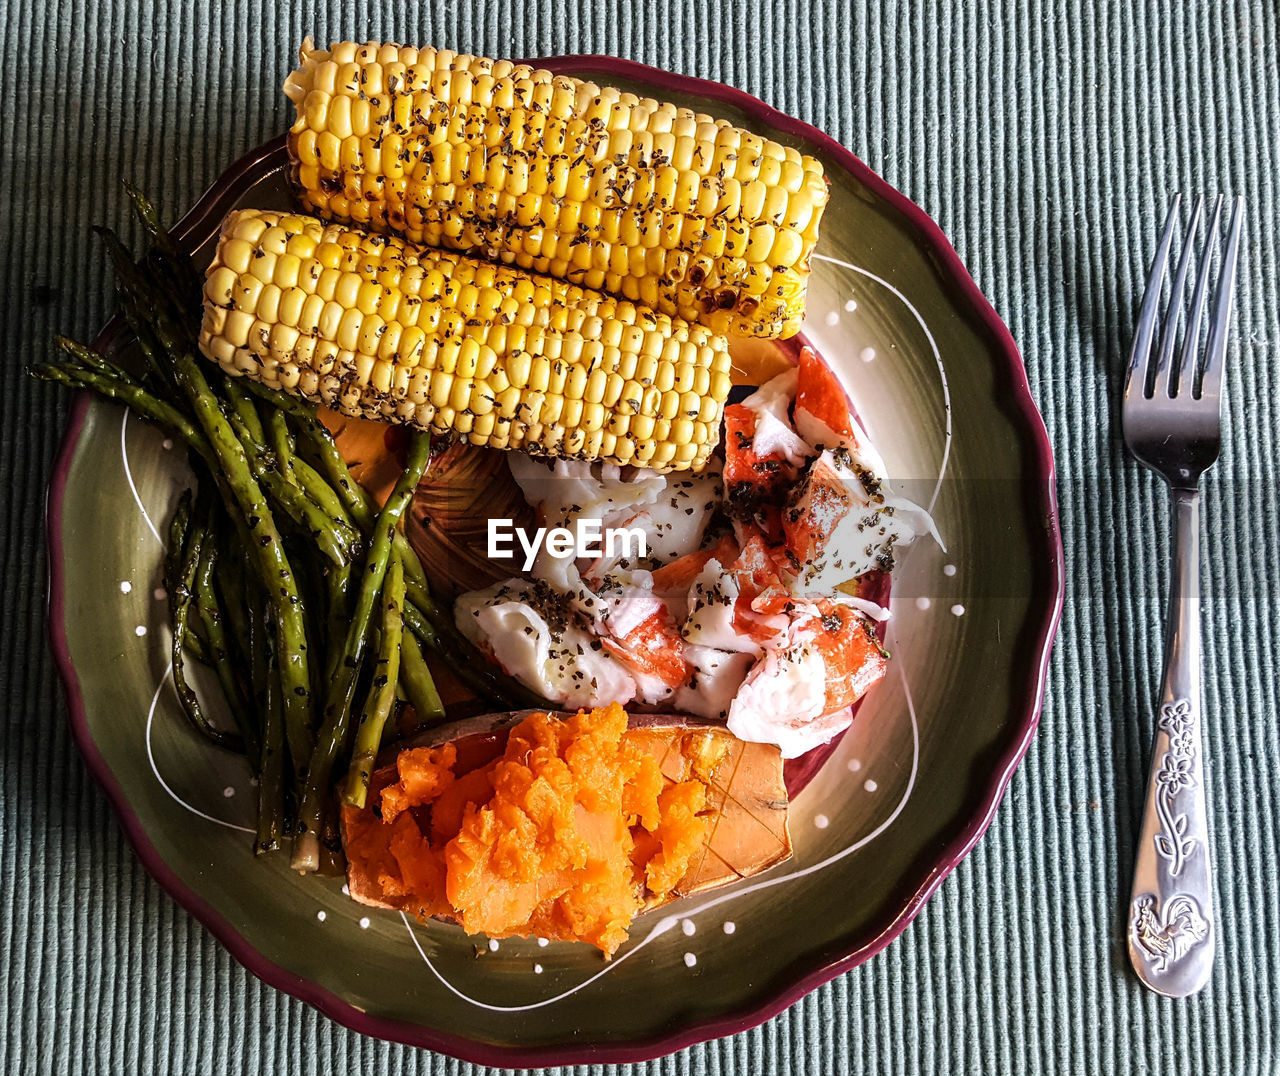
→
(46, 56, 1063, 1065)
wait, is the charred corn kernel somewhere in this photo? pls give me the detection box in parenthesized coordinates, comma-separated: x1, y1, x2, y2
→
(257, 284, 284, 327)
(527, 354, 551, 392)
(284, 38, 827, 338)
(298, 292, 325, 334)
(377, 321, 403, 362)
(565, 363, 588, 400)
(205, 266, 238, 307)
(428, 371, 454, 407)
(220, 310, 255, 349)
(496, 385, 523, 417)
(199, 209, 730, 471)
(528, 391, 554, 424)
(561, 397, 584, 430)
(710, 370, 733, 402)
(601, 370, 625, 406)
(583, 367, 608, 404)
(278, 286, 307, 327)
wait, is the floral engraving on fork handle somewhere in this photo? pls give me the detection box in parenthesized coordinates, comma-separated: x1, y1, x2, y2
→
(1130, 893, 1210, 971)
(1152, 698, 1197, 876)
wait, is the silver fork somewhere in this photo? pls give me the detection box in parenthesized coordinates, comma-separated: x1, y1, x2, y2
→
(1123, 193, 1244, 997)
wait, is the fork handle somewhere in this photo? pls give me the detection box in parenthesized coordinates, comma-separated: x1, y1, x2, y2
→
(1128, 487, 1214, 996)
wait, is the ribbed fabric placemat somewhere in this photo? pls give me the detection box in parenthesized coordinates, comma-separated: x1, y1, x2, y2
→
(2, 2, 1277, 1073)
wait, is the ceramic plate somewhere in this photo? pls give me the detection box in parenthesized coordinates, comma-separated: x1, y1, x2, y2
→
(47, 56, 1062, 1065)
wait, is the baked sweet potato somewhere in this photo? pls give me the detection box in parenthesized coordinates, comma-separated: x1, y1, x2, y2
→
(341, 705, 790, 955)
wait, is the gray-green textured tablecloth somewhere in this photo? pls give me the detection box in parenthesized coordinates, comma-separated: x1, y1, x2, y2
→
(3, 2, 1278, 1072)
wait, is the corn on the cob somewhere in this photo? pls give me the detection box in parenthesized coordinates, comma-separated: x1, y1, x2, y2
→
(282, 39, 829, 340)
(198, 209, 732, 472)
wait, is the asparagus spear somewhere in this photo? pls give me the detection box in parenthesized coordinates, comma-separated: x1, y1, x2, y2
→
(192, 523, 260, 760)
(34, 348, 210, 459)
(342, 555, 404, 808)
(253, 607, 287, 856)
(168, 494, 245, 753)
(396, 629, 446, 726)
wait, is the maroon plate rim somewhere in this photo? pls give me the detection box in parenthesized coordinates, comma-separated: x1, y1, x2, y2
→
(45, 54, 1064, 1067)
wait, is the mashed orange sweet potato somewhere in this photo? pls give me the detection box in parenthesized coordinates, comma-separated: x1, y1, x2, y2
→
(342, 704, 713, 955)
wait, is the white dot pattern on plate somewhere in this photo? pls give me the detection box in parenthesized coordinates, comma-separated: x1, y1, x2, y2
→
(359, 917, 370, 929)
(814, 813, 830, 829)
(951, 604, 966, 616)
(536, 937, 549, 947)
(161, 438, 174, 450)
(134, 625, 147, 637)
(681, 918, 695, 936)
(915, 596, 931, 610)
(222, 786, 234, 798)
(683, 953, 697, 968)
(119, 581, 132, 594)
(488, 938, 500, 952)
(723, 921, 736, 934)
(316, 910, 326, 922)
(859, 346, 876, 362)
(844, 298, 858, 312)
(341, 884, 350, 896)
(823, 310, 840, 326)
(943, 563, 957, 576)
(846, 758, 862, 773)
(153, 587, 167, 600)
(864, 779, 878, 792)
(534, 963, 543, 974)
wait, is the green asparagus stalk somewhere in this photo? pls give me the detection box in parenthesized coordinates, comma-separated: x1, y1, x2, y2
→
(396, 629, 446, 725)
(168, 496, 245, 753)
(34, 352, 210, 459)
(192, 526, 260, 760)
(252, 603, 288, 854)
(342, 555, 404, 808)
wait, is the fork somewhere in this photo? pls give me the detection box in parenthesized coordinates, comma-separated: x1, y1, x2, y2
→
(1122, 193, 1244, 997)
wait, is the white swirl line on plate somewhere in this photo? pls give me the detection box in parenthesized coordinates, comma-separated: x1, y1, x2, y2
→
(811, 253, 952, 514)
(399, 650, 920, 1013)
(145, 658, 254, 835)
(121, 409, 164, 546)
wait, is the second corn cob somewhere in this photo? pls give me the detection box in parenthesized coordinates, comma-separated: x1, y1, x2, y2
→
(283, 39, 829, 340)
(198, 209, 732, 472)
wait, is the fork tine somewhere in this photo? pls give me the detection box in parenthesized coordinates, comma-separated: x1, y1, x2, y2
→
(1199, 195, 1244, 401)
(1152, 196, 1204, 397)
(1176, 195, 1223, 396)
(1126, 194, 1181, 397)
